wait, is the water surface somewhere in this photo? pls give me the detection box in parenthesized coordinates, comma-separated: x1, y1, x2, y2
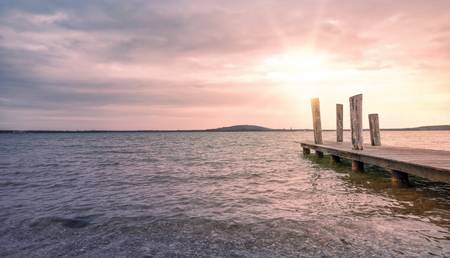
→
(1, 131, 449, 257)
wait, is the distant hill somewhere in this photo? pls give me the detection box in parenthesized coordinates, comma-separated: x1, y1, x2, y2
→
(384, 125, 450, 131)
(207, 124, 450, 132)
(206, 125, 271, 132)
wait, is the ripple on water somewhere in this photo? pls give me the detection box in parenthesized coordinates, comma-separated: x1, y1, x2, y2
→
(0, 131, 449, 257)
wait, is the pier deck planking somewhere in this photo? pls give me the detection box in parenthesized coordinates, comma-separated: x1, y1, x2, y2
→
(300, 141, 450, 184)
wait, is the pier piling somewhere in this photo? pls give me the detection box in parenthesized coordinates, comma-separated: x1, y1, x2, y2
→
(336, 104, 343, 143)
(303, 147, 310, 155)
(349, 94, 363, 150)
(391, 170, 410, 187)
(369, 114, 381, 146)
(352, 160, 364, 172)
(310, 98, 323, 145)
(315, 150, 324, 158)
(331, 155, 341, 164)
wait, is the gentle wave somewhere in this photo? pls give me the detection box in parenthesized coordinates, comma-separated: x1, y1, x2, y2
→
(0, 131, 449, 257)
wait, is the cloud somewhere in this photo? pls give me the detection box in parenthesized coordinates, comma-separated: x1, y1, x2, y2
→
(0, 0, 449, 129)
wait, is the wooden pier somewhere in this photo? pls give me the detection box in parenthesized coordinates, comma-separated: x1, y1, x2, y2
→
(301, 141, 450, 185)
(301, 94, 450, 186)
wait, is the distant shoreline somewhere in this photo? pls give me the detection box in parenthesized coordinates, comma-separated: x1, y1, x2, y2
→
(1, 125, 449, 134)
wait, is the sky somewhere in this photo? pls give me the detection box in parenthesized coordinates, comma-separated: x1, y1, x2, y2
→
(0, 0, 449, 130)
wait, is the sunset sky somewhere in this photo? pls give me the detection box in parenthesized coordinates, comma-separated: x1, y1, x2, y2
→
(0, 0, 449, 130)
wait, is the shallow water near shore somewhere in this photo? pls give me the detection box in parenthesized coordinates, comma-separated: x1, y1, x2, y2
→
(1, 131, 449, 257)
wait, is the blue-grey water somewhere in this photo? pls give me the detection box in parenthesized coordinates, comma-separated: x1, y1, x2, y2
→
(1, 131, 449, 257)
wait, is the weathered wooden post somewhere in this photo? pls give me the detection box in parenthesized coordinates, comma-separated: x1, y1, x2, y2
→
(330, 104, 344, 163)
(349, 94, 363, 150)
(349, 94, 364, 171)
(369, 114, 381, 146)
(336, 104, 343, 143)
(310, 98, 323, 157)
(311, 98, 323, 144)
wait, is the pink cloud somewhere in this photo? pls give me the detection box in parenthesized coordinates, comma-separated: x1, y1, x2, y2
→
(0, 0, 449, 129)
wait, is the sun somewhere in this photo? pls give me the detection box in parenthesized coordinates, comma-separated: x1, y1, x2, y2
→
(259, 49, 332, 83)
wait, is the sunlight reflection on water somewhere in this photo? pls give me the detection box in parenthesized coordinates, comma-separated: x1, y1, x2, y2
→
(0, 131, 449, 257)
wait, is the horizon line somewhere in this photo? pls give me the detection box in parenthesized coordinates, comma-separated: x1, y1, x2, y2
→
(1, 124, 449, 133)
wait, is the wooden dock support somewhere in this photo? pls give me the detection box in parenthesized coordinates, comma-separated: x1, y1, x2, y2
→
(352, 160, 364, 172)
(330, 155, 341, 164)
(349, 94, 363, 150)
(300, 141, 450, 184)
(336, 104, 343, 143)
(369, 114, 381, 146)
(310, 98, 323, 144)
(391, 170, 410, 187)
(315, 151, 324, 158)
(303, 147, 310, 155)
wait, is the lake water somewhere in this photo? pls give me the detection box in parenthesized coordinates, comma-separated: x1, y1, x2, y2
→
(1, 131, 449, 257)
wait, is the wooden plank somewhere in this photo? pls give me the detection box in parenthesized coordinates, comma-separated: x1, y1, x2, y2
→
(336, 104, 343, 142)
(369, 113, 381, 146)
(349, 94, 363, 150)
(310, 98, 323, 144)
(300, 141, 450, 184)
